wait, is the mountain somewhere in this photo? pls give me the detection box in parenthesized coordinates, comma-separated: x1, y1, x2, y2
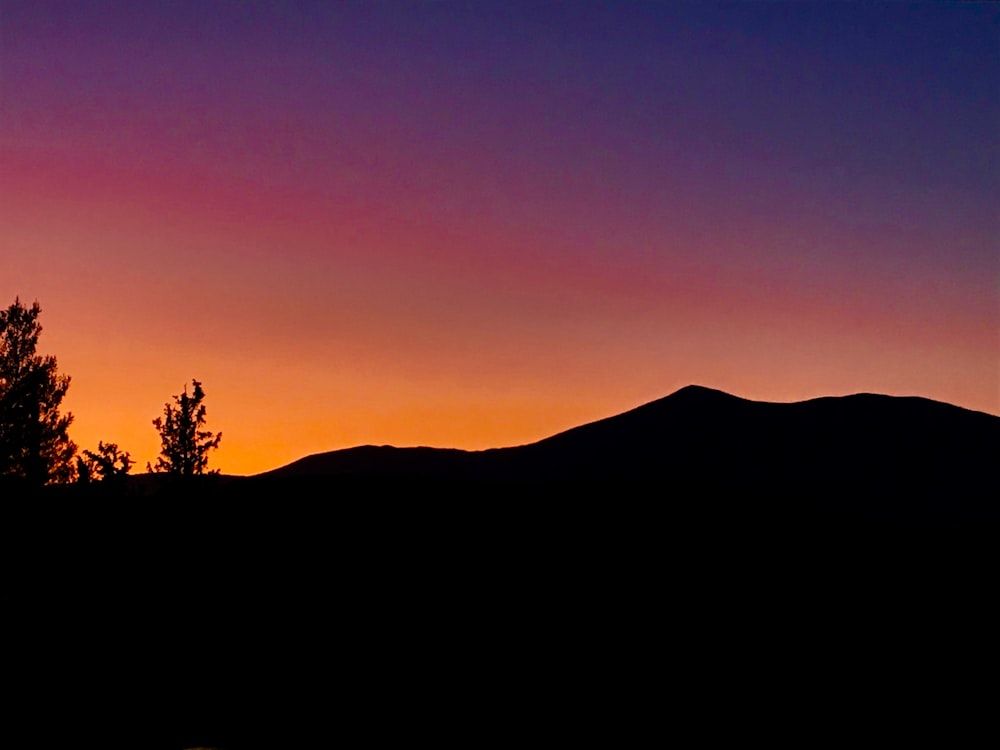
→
(24, 385, 997, 750)
(255, 384, 998, 512)
(50, 384, 997, 522)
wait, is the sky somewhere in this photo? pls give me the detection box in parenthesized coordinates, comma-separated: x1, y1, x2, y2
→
(2, 0, 998, 475)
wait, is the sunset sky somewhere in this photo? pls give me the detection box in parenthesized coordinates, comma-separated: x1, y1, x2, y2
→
(2, 1, 997, 475)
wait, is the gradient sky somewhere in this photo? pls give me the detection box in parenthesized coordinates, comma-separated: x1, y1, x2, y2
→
(2, 1, 998, 475)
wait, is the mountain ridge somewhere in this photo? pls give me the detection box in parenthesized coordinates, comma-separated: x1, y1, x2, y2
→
(254, 385, 998, 509)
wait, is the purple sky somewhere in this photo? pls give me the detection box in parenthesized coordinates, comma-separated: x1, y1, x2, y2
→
(2, 1, 997, 473)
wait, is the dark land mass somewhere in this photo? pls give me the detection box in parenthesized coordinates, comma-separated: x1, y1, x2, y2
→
(50, 384, 994, 516)
(11, 385, 998, 749)
(249, 383, 998, 519)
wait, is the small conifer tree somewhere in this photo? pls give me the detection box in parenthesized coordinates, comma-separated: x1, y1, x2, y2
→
(149, 379, 221, 476)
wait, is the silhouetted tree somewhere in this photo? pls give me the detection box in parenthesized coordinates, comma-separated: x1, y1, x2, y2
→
(78, 441, 133, 483)
(75, 456, 92, 485)
(149, 379, 222, 476)
(0, 298, 76, 486)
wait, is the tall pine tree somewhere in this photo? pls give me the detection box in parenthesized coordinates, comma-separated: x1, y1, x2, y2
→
(0, 298, 76, 486)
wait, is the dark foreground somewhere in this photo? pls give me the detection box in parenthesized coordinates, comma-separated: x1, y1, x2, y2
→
(8, 474, 997, 749)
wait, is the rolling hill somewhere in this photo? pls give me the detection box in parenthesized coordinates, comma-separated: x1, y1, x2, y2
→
(252, 384, 998, 516)
(21, 385, 997, 750)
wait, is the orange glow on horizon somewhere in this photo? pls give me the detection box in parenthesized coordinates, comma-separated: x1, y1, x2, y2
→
(4, 53, 997, 479)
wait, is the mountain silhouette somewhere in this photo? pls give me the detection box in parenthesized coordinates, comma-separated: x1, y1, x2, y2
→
(253, 384, 997, 520)
(23, 384, 997, 750)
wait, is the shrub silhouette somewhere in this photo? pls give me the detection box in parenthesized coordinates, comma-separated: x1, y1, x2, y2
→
(149, 379, 222, 476)
(78, 441, 133, 483)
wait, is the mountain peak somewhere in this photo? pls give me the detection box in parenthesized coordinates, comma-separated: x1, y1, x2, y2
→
(669, 384, 736, 400)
